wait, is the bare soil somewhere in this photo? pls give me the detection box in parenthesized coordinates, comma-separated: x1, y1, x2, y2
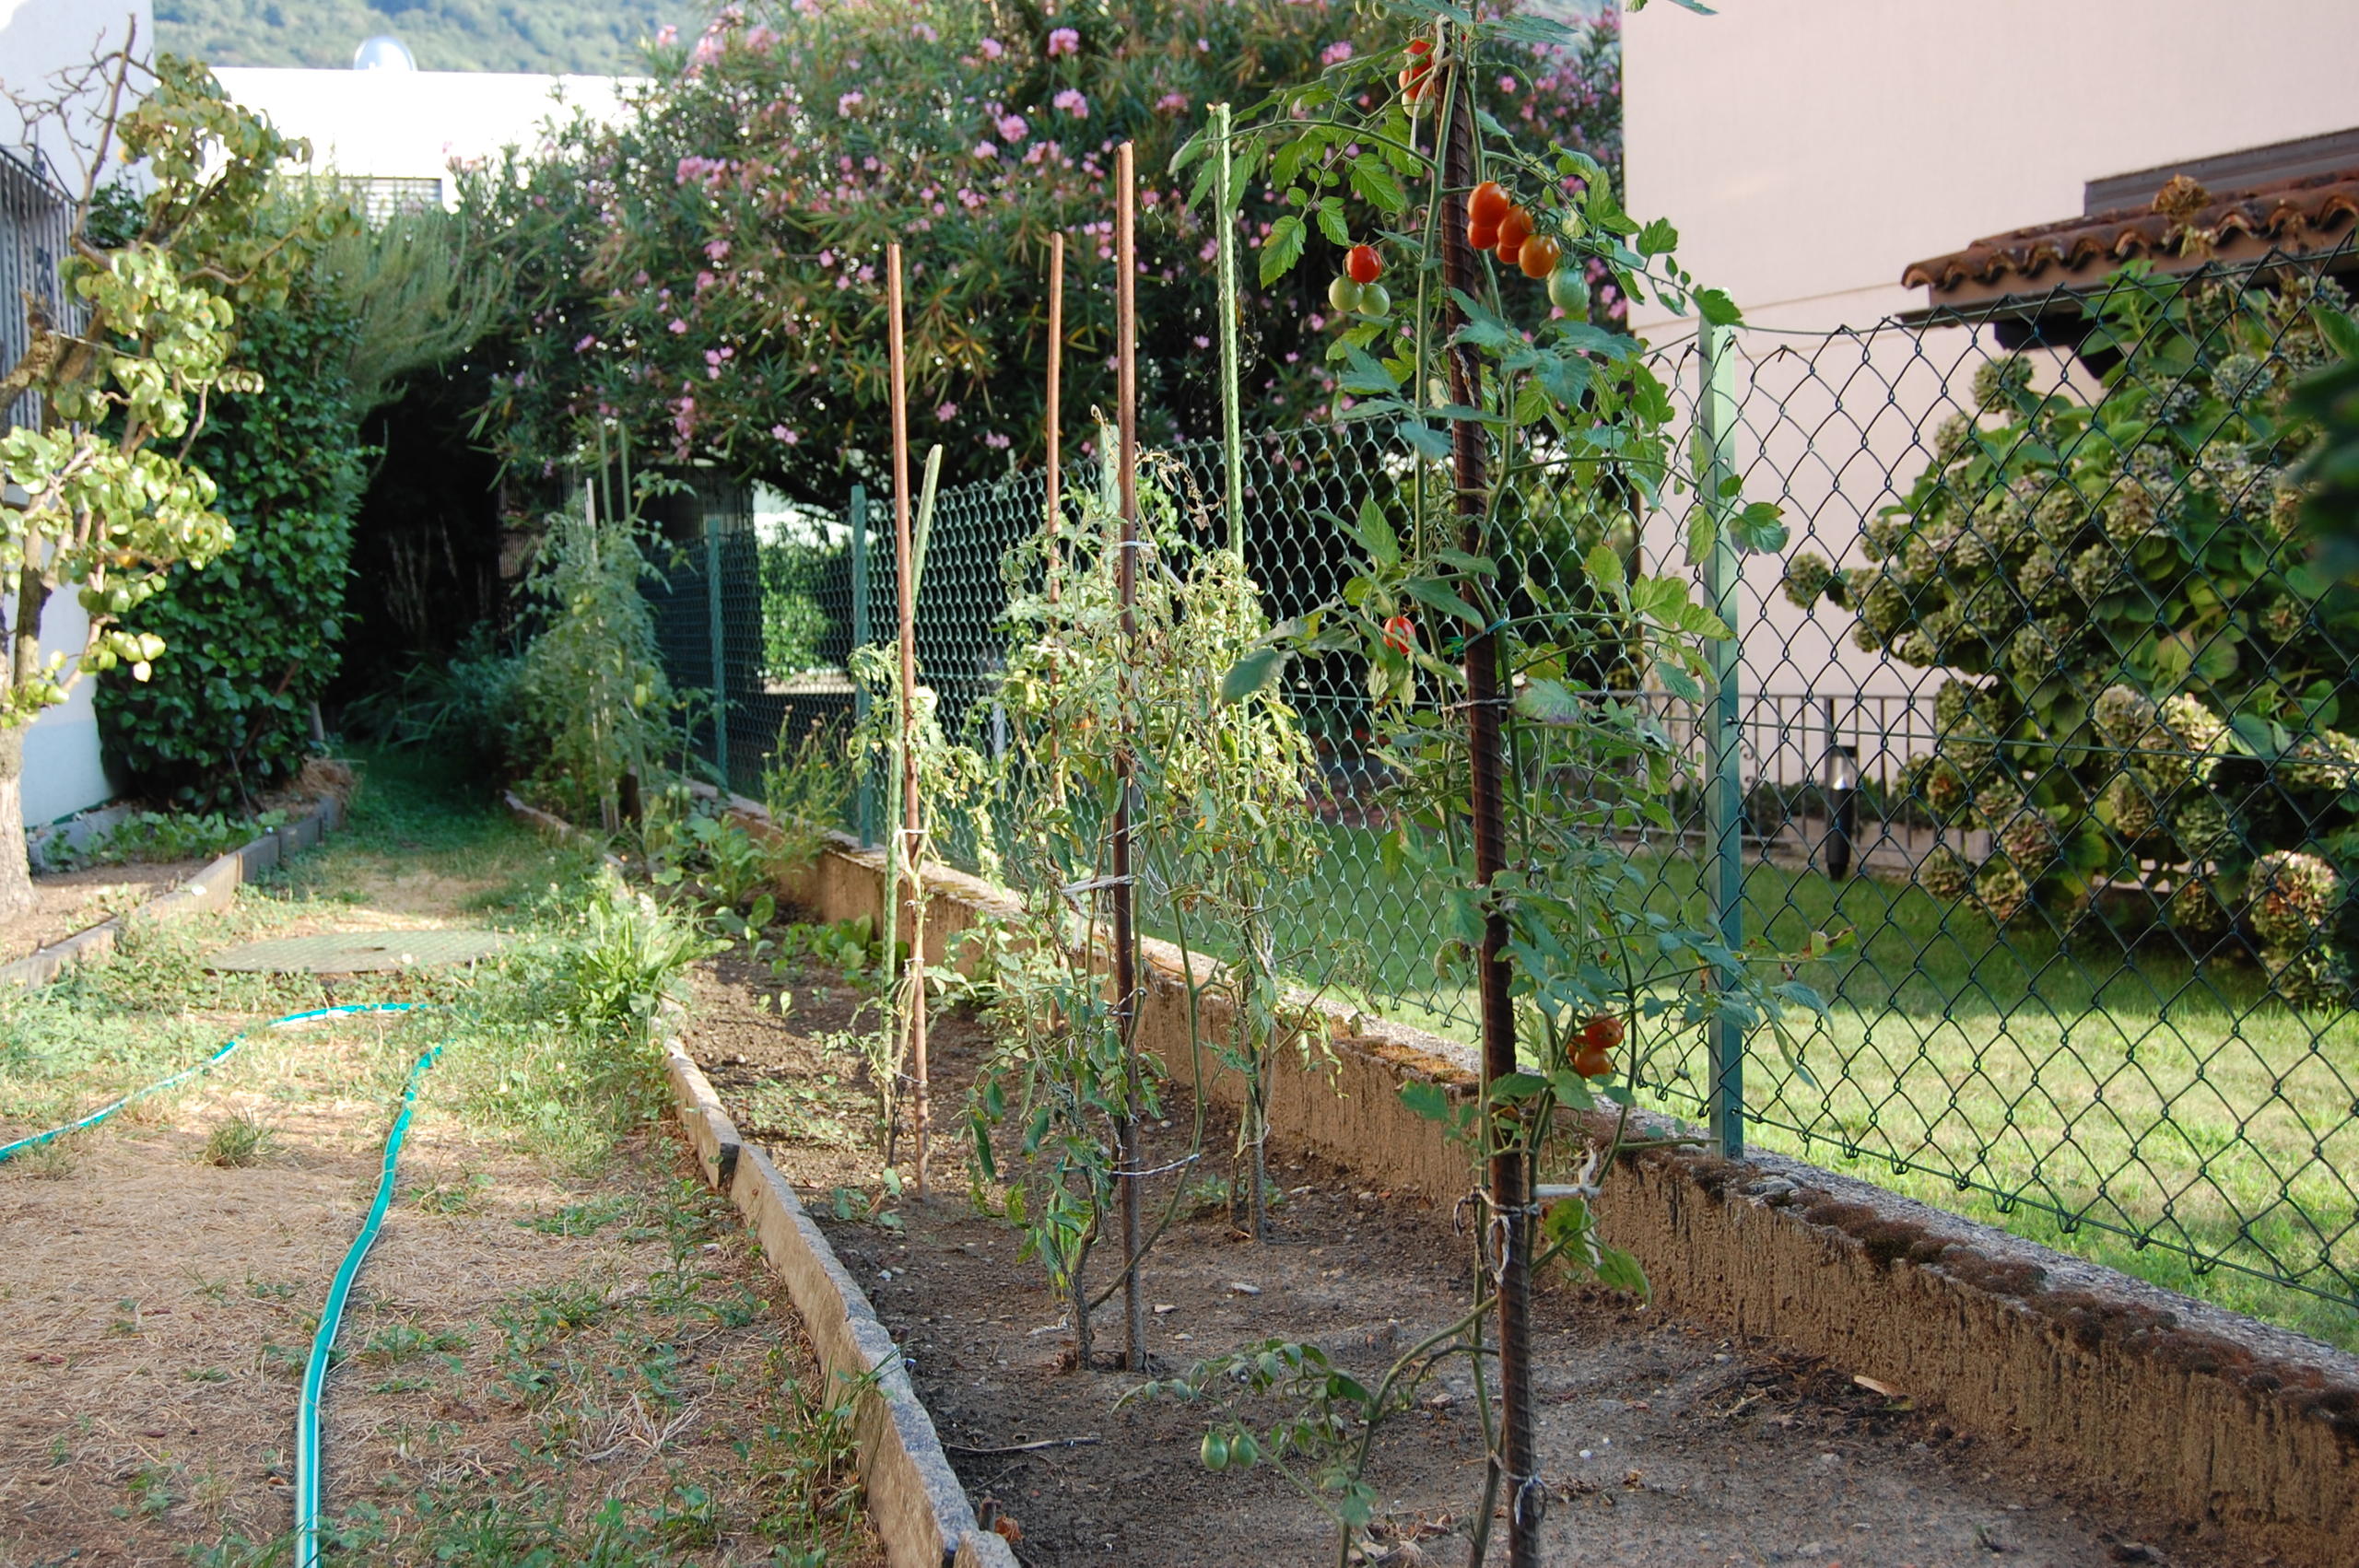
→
(684, 949, 2250, 1568)
(0, 860, 205, 963)
(0, 1008, 877, 1568)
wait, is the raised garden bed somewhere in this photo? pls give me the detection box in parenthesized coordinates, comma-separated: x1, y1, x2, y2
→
(680, 946, 2235, 1568)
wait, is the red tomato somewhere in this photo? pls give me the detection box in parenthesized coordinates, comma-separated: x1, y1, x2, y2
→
(1346, 244, 1383, 285)
(1518, 233, 1563, 280)
(1467, 219, 1499, 252)
(1573, 1047, 1614, 1080)
(1382, 614, 1416, 655)
(1579, 1014, 1625, 1051)
(1495, 206, 1532, 267)
(1468, 181, 1510, 229)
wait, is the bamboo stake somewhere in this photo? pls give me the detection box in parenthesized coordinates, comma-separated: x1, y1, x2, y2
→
(1111, 141, 1146, 1373)
(886, 241, 933, 1200)
(1211, 101, 1244, 556)
(1045, 231, 1065, 598)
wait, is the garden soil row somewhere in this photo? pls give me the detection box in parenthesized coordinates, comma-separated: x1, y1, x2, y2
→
(684, 949, 2235, 1568)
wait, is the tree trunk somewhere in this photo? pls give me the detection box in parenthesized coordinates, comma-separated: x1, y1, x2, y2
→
(0, 725, 33, 923)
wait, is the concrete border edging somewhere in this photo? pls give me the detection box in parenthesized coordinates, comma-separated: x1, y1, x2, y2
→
(2, 794, 346, 989)
(651, 985, 1016, 1568)
(745, 813, 2359, 1568)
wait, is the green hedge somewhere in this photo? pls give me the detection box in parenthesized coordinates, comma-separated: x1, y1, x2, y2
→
(97, 289, 366, 807)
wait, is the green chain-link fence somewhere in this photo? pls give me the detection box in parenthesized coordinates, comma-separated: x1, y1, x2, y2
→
(651, 241, 2358, 1343)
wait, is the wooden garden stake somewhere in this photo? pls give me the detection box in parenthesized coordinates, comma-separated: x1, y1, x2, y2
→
(886, 241, 933, 1200)
(1111, 140, 1147, 1373)
(1438, 51, 1541, 1568)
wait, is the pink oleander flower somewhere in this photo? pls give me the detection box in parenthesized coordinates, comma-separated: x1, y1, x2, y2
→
(575, 333, 597, 351)
(912, 21, 937, 42)
(1047, 26, 1080, 56)
(974, 140, 998, 159)
(1052, 88, 1088, 118)
(668, 319, 689, 334)
(1321, 40, 1353, 65)
(771, 424, 800, 445)
(984, 431, 1011, 450)
(839, 90, 864, 114)
(979, 36, 1005, 59)
(656, 24, 677, 44)
(935, 401, 958, 421)
(997, 112, 1027, 141)
(1155, 91, 1188, 113)
(705, 238, 731, 262)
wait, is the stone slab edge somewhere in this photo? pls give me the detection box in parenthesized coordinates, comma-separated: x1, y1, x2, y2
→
(649, 949, 1016, 1568)
(1, 794, 345, 989)
(502, 791, 628, 872)
(741, 809, 2359, 1568)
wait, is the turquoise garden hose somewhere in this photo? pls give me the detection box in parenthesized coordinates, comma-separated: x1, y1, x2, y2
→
(0, 1000, 437, 1567)
(296, 1026, 442, 1568)
(0, 1001, 423, 1165)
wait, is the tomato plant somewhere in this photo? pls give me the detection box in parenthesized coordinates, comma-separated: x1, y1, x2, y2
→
(1170, 5, 1821, 1562)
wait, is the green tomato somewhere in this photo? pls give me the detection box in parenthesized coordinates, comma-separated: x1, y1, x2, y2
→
(1201, 1429, 1230, 1471)
(1358, 281, 1391, 317)
(1328, 275, 1364, 314)
(1547, 265, 1590, 319)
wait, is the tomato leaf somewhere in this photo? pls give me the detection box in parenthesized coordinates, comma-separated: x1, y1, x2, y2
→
(1259, 214, 1307, 286)
(1348, 157, 1408, 214)
(1220, 645, 1288, 701)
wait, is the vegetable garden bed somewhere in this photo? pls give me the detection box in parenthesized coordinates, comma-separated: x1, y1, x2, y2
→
(684, 945, 2233, 1568)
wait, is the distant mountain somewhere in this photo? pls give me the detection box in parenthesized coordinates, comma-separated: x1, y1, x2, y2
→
(155, 1, 688, 74)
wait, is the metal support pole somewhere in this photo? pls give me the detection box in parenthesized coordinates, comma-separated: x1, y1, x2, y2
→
(704, 507, 730, 790)
(850, 484, 873, 847)
(1698, 320, 1746, 1161)
(1111, 140, 1147, 1375)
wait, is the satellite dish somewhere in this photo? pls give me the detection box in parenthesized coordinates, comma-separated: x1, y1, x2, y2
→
(352, 35, 417, 72)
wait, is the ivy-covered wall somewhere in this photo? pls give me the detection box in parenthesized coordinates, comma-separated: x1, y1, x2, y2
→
(96, 287, 367, 807)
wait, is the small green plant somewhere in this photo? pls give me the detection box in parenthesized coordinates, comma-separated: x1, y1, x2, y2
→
(521, 1195, 639, 1236)
(763, 714, 854, 872)
(203, 1112, 278, 1168)
(359, 1323, 471, 1364)
(53, 809, 287, 870)
(511, 488, 685, 833)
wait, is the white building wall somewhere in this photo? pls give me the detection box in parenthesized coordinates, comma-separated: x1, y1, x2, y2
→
(1619, 0, 2359, 782)
(210, 66, 630, 201)
(1, 0, 152, 825)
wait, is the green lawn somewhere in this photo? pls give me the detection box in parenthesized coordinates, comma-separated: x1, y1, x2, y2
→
(1257, 824, 2359, 1352)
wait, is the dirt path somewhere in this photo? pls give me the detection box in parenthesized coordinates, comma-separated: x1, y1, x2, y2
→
(0, 770, 879, 1568)
(684, 947, 2240, 1568)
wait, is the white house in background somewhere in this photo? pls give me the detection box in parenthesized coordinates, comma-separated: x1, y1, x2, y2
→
(212, 52, 631, 216)
(1619, 0, 2359, 781)
(0, 0, 151, 828)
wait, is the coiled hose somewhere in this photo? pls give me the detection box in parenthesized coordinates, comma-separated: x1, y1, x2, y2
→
(0, 1000, 437, 1568)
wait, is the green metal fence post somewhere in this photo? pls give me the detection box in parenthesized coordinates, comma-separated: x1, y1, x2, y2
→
(704, 499, 730, 790)
(850, 483, 874, 848)
(1698, 320, 1746, 1160)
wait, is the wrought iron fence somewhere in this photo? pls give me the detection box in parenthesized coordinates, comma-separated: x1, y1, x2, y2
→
(0, 146, 76, 434)
(650, 241, 2359, 1340)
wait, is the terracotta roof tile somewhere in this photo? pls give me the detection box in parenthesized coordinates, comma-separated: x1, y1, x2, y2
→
(1902, 169, 2359, 295)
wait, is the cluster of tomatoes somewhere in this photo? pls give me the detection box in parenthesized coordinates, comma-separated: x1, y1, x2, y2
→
(1573, 1013, 1623, 1080)
(1469, 180, 1589, 317)
(1327, 41, 1595, 331)
(1327, 242, 1390, 318)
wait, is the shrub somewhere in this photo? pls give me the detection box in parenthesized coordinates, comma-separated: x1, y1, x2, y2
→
(97, 269, 367, 808)
(1787, 264, 2359, 997)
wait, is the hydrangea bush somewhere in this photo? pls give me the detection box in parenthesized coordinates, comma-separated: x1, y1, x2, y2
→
(1785, 264, 2359, 1000)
